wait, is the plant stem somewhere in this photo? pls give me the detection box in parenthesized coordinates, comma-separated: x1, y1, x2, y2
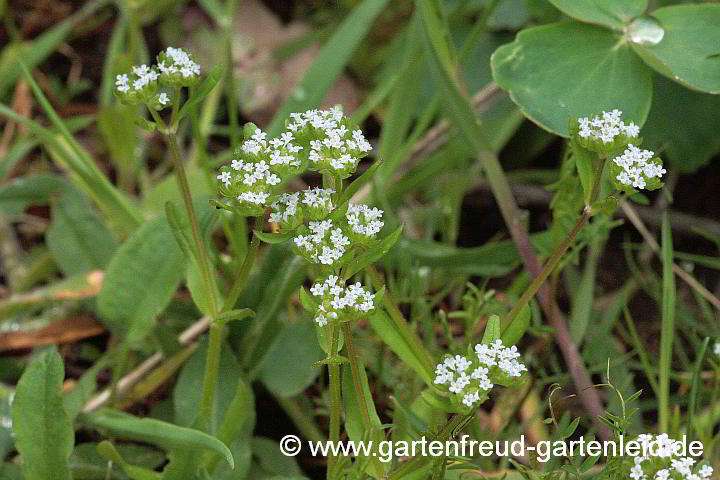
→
(327, 324, 342, 478)
(221, 216, 266, 313)
(160, 122, 223, 432)
(502, 210, 589, 326)
(389, 413, 471, 479)
(341, 322, 373, 431)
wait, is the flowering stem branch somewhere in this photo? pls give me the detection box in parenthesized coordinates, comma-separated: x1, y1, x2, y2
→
(341, 321, 373, 431)
(388, 413, 472, 479)
(327, 324, 342, 478)
(502, 210, 589, 326)
(221, 215, 266, 313)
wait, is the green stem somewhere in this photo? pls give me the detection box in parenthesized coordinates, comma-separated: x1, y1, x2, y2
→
(221, 216, 265, 313)
(158, 118, 223, 432)
(327, 324, 342, 479)
(165, 131, 220, 318)
(341, 322, 373, 431)
(197, 322, 223, 431)
(388, 413, 471, 479)
(503, 162, 604, 327)
(502, 210, 589, 326)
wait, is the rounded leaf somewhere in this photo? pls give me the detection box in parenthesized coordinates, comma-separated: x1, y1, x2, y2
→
(491, 22, 653, 137)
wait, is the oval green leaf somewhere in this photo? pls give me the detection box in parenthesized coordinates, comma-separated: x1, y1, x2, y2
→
(631, 4, 720, 94)
(491, 22, 653, 136)
(549, 0, 648, 29)
(12, 349, 73, 480)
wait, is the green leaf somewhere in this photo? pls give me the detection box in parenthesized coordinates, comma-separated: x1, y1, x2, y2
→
(298, 287, 319, 313)
(12, 349, 73, 480)
(266, 0, 392, 136)
(95, 441, 162, 480)
(47, 190, 116, 276)
(631, 4, 720, 94)
(216, 308, 255, 326)
(548, 0, 648, 29)
(176, 64, 224, 123)
(481, 315, 501, 345)
(97, 215, 186, 343)
(500, 305, 530, 346)
(368, 310, 433, 386)
(491, 21, 653, 136)
(0, 173, 70, 214)
(81, 409, 234, 469)
(254, 230, 295, 244)
(344, 224, 404, 278)
(256, 320, 325, 397)
(641, 75, 720, 172)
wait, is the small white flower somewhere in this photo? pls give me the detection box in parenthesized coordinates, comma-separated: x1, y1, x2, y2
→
(713, 342, 720, 356)
(216, 171, 232, 187)
(158, 92, 170, 106)
(577, 109, 639, 144)
(631, 464, 646, 480)
(346, 203, 384, 237)
(613, 144, 664, 190)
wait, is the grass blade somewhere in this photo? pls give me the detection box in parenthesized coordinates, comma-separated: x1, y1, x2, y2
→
(658, 212, 676, 432)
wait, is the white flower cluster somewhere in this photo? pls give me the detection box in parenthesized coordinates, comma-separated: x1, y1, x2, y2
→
(287, 107, 372, 176)
(157, 47, 201, 78)
(346, 203, 384, 237)
(714, 342, 720, 356)
(293, 220, 350, 265)
(302, 187, 334, 211)
(269, 193, 300, 223)
(115, 64, 158, 94)
(237, 191, 269, 205)
(578, 109, 640, 143)
(309, 275, 375, 326)
(434, 340, 527, 408)
(613, 144, 666, 190)
(629, 434, 713, 480)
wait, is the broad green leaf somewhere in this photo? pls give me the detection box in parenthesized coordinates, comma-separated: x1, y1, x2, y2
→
(256, 319, 325, 397)
(254, 230, 295, 244)
(97, 215, 186, 343)
(266, 0, 392, 136)
(491, 22, 653, 136)
(12, 349, 73, 480)
(641, 73, 720, 173)
(632, 4, 720, 94)
(47, 190, 116, 276)
(81, 409, 234, 469)
(89, 442, 163, 480)
(548, 0, 648, 29)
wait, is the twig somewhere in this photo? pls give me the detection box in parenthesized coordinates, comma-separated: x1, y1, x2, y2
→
(620, 202, 720, 311)
(83, 316, 211, 412)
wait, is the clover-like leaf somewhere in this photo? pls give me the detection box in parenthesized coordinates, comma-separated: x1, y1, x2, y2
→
(631, 4, 720, 94)
(549, 0, 648, 29)
(491, 22, 653, 137)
